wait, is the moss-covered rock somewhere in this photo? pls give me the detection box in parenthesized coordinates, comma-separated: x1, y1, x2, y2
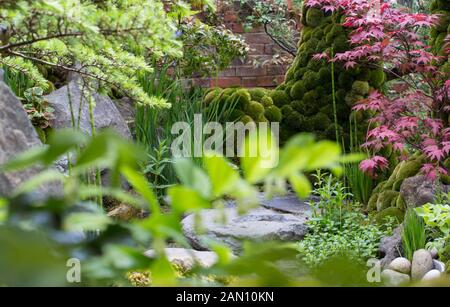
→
(306, 8, 324, 28)
(248, 88, 267, 101)
(352, 81, 370, 95)
(376, 190, 400, 212)
(270, 90, 291, 107)
(374, 207, 405, 224)
(290, 81, 307, 100)
(260, 95, 274, 107)
(264, 105, 282, 122)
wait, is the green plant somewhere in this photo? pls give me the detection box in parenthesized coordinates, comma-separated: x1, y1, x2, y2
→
(22, 87, 54, 130)
(402, 209, 426, 260)
(309, 170, 352, 226)
(298, 211, 394, 267)
(0, 129, 354, 286)
(415, 202, 450, 263)
(0, 0, 182, 107)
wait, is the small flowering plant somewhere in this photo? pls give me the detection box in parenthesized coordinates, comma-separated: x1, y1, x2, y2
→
(307, 0, 450, 179)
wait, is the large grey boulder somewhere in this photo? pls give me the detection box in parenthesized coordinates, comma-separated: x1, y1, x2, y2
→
(379, 225, 403, 268)
(400, 175, 448, 208)
(411, 249, 434, 280)
(182, 205, 310, 254)
(44, 81, 132, 139)
(0, 81, 59, 197)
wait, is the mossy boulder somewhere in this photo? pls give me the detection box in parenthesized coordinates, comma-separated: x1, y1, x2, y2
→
(374, 207, 405, 225)
(306, 8, 324, 28)
(264, 105, 282, 122)
(270, 90, 291, 107)
(352, 81, 370, 95)
(376, 191, 400, 211)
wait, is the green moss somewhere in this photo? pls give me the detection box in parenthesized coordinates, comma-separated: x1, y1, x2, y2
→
(357, 68, 371, 81)
(302, 71, 319, 90)
(222, 87, 238, 96)
(352, 81, 370, 95)
(281, 105, 293, 116)
(260, 95, 274, 107)
(270, 90, 291, 107)
(333, 35, 349, 52)
(338, 71, 354, 90)
(313, 29, 324, 39)
(318, 67, 331, 83)
(367, 193, 379, 211)
(396, 159, 422, 180)
(302, 90, 319, 105)
(290, 80, 307, 100)
(229, 89, 251, 110)
(369, 68, 386, 88)
(392, 179, 404, 191)
(311, 113, 331, 130)
(248, 88, 267, 101)
(239, 115, 254, 124)
(376, 190, 400, 212)
(306, 8, 324, 28)
(246, 101, 265, 119)
(204, 88, 222, 105)
(294, 67, 309, 80)
(345, 93, 364, 106)
(396, 195, 406, 210)
(374, 207, 404, 224)
(228, 109, 245, 121)
(264, 105, 282, 122)
(285, 67, 295, 82)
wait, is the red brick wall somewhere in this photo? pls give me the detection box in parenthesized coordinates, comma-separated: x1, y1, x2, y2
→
(191, 2, 289, 89)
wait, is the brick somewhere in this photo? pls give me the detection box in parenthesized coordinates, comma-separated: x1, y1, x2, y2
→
(248, 25, 264, 33)
(210, 77, 242, 88)
(242, 75, 284, 88)
(267, 65, 288, 76)
(236, 66, 267, 77)
(223, 11, 238, 22)
(248, 44, 266, 55)
(244, 33, 273, 44)
(219, 67, 236, 77)
(230, 23, 244, 33)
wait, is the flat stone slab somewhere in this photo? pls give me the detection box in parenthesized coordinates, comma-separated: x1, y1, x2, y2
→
(258, 192, 314, 215)
(144, 248, 219, 270)
(182, 205, 310, 254)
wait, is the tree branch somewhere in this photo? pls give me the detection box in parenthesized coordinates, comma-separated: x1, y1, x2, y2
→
(263, 21, 297, 57)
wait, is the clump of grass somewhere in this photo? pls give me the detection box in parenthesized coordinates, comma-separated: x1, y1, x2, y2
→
(402, 209, 426, 260)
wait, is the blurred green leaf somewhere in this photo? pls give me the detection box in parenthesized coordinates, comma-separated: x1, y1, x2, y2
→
(174, 158, 212, 199)
(168, 185, 210, 213)
(203, 153, 239, 197)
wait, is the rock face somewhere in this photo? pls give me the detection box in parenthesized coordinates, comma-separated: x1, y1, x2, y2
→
(381, 269, 410, 286)
(388, 257, 411, 274)
(144, 248, 219, 270)
(411, 249, 434, 280)
(0, 81, 58, 197)
(182, 205, 310, 254)
(45, 81, 132, 139)
(379, 225, 403, 267)
(400, 175, 446, 208)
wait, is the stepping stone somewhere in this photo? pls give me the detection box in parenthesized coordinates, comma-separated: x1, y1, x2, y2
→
(257, 192, 315, 216)
(182, 203, 310, 254)
(144, 248, 219, 270)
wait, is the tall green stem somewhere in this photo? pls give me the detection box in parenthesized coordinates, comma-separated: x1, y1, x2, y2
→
(330, 47, 339, 143)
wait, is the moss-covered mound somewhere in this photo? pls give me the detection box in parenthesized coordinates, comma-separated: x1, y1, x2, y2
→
(276, 4, 385, 142)
(203, 87, 282, 124)
(367, 155, 425, 218)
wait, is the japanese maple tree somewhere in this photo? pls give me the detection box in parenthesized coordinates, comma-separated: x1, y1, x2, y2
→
(307, 0, 450, 179)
